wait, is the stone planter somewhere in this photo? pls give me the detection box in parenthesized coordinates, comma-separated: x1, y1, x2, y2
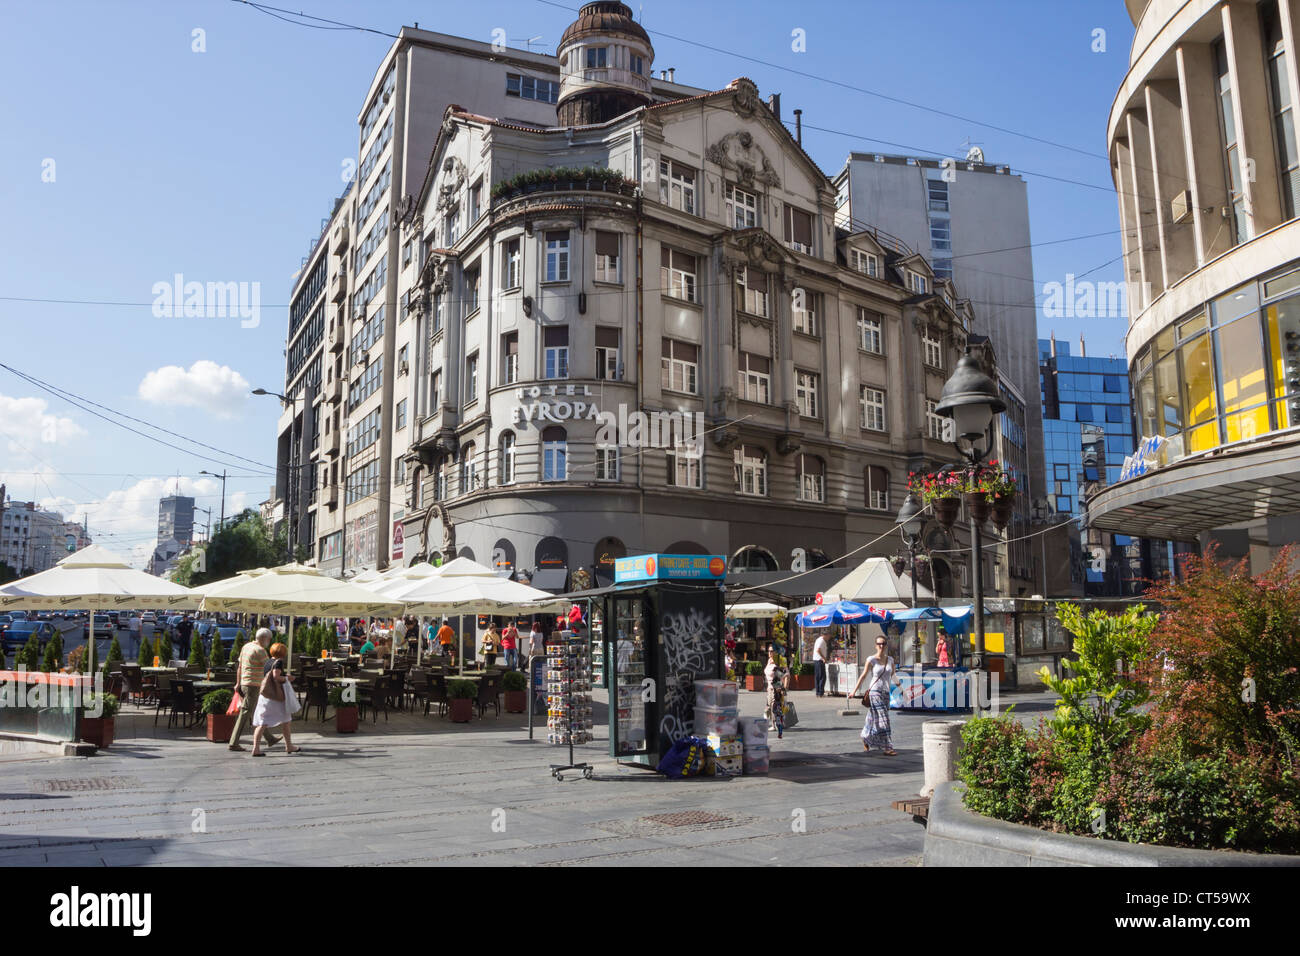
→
(504, 690, 526, 713)
(932, 496, 960, 529)
(206, 713, 235, 742)
(80, 717, 114, 750)
(336, 706, 358, 733)
(449, 697, 474, 723)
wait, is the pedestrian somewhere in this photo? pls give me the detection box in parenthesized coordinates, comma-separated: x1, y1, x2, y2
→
(764, 646, 787, 740)
(251, 642, 301, 756)
(436, 617, 455, 661)
(229, 627, 280, 752)
(528, 620, 545, 659)
(812, 630, 829, 697)
(500, 620, 519, 669)
(850, 635, 898, 755)
(481, 624, 500, 667)
(935, 629, 951, 667)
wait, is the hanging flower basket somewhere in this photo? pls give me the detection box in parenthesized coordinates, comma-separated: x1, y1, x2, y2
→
(932, 495, 961, 529)
(991, 493, 1016, 531)
(965, 491, 991, 523)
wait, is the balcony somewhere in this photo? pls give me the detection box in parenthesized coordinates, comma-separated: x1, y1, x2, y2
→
(327, 374, 342, 403)
(329, 316, 344, 354)
(566, 67, 651, 96)
(332, 221, 349, 254)
(325, 482, 338, 509)
(331, 269, 347, 304)
(325, 428, 340, 457)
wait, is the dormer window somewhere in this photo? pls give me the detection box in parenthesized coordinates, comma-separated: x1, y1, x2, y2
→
(850, 248, 879, 278)
(908, 270, 929, 294)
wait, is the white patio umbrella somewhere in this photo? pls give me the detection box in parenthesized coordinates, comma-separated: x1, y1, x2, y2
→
(363, 561, 444, 665)
(0, 544, 199, 671)
(198, 563, 403, 671)
(725, 601, 784, 619)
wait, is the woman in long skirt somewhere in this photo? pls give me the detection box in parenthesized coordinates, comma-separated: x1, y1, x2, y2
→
(764, 647, 786, 740)
(850, 635, 897, 755)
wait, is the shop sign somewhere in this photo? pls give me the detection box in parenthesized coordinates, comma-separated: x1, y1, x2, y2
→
(391, 521, 404, 560)
(615, 553, 727, 583)
(1119, 435, 1166, 482)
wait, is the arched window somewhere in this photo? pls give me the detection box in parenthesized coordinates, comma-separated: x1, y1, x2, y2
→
(732, 545, 778, 571)
(460, 443, 478, 494)
(733, 444, 767, 496)
(542, 426, 567, 481)
(499, 432, 516, 485)
(798, 454, 825, 503)
(865, 466, 890, 511)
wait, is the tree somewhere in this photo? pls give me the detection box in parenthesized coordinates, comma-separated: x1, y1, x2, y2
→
(172, 508, 283, 587)
(41, 640, 59, 672)
(209, 632, 228, 669)
(187, 630, 207, 670)
(106, 635, 124, 666)
(137, 631, 154, 667)
(0, 560, 19, 585)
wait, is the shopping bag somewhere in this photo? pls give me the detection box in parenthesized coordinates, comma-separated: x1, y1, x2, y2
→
(226, 690, 242, 716)
(655, 736, 709, 779)
(783, 700, 800, 728)
(282, 680, 300, 716)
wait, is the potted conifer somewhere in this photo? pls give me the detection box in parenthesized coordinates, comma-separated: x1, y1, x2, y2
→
(502, 670, 528, 713)
(80, 692, 119, 749)
(203, 689, 235, 742)
(329, 684, 359, 732)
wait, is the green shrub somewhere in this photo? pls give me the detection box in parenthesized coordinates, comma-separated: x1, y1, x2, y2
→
(502, 670, 527, 692)
(187, 631, 207, 670)
(85, 692, 119, 719)
(20, 634, 41, 671)
(106, 635, 124, 665)
(137, 632, 153, 667)
(202, 689, 233, 716)
(447, 679, 477, 700)
(745, 661, 764, 677)
(209, 633, 228, 669)
(156, 633, 173, 663)
(956, 713, 1041, 825)
(328, 684, 357, 708)
(41, 640, 59, 672)
(231, 629, 248, 659)
(50, 632, 64, 663)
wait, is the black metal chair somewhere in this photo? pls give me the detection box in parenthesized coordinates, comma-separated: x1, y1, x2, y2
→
(358, 677, 388, 723)
(303, 675, 329, 722)
(475, 676, 500, 718)
(152, 677, 174, 725)
(425, 674, 448, 717)
(167, 679, 197, 729)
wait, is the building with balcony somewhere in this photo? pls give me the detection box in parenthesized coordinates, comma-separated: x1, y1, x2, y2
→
(1089, 0, 1300, 571)
(0, 500, 68, 573)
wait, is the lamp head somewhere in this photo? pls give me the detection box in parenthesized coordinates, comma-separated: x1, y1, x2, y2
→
(935, 351, 1006, 441)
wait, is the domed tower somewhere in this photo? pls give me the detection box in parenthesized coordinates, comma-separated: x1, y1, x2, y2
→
(555, 1, 654, 126)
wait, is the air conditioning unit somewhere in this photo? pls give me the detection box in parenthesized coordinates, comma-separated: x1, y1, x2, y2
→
(1170, 190, 1194, 224)
(356, 351, 369, 368)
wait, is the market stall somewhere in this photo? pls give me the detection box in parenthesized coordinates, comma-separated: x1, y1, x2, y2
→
(722, 601, 783, 668)
(795, 599, 896, 697)
(882, 605, 984, 712)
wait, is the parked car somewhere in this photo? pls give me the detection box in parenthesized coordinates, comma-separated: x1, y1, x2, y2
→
(9, 611, 28, 622)
(1, 620, 57, 654)
(83, 615, 116, 640)
(0, 614, 12, 628)
(213, 626, 244, 650)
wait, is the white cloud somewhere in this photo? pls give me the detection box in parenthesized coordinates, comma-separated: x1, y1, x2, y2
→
(0, 394, 87, 453)
(137, 361, 250, 417)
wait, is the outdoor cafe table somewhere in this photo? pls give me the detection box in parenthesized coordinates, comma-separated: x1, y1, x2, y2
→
(142, 666, 177, 674)
(192, 680, 233, 693)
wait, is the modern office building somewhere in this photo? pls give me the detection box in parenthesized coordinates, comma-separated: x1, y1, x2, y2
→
(273, 9, 703, 577)
(833, 150, 1044, 591)
(156, 495, 194, 548)
(1090, 0, 1300, 572)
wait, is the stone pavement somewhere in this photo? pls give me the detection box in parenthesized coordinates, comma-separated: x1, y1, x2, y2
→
(0, 684, 1057, 867)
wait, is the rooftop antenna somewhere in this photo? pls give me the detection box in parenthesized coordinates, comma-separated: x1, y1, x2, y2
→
(525, 34, 543, 51)
(961, 137, 985, 164)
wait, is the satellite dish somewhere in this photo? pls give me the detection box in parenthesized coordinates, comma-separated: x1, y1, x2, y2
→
(966, 146, 985, 164)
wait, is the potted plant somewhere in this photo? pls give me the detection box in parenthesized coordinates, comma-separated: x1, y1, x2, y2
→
(909, 470, 963, 529)
(106, 634, 124, 668)
(80, 692, 119, 749)
(788, 659, 814, 691)
(137, 631, 153, 668)
(187, 630, 207, 671)
(447, 678, 477, 722)
(41, 639, 60, 673)
(208, 632, 228, 670)
(745, 660, 766, 692)
(329, 684, 358, 733)
(202, 689, 235, 742)
(502, 670, 528, 713)
(156, 632, 173, 665)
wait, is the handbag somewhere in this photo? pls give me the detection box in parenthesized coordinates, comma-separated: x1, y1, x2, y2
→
(260, 668, 285, 702)
(226, 690, 243, 715)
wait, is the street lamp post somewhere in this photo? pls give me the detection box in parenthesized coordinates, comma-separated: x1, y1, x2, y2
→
(896, 492, 928, 666)
(252, 388, 302, 561)
(199, 470, 227, 530)
(934, 350, 1006, 672)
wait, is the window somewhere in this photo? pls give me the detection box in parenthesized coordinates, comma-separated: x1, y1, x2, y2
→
(660, 247, 698, 302)
(738, 352, 771, 404)
(444, 209, 460, 246)
(909, 270, 929, 294)
(432, 293, 444, 335)
(661, 338, 698, 394)
(505, 72, 559, 103)
(737, 266, 768, 316)
(544, 231, 570, 282)
(502, 238, 521, 289)
(865, 466, 890, 511)
(345, 460, 380, 505)
(360, 111, 393, 185)
(857, 307, 883, 353)
(860, 386, 886, 431)
(667, 445, 702, 488)
(350, 305, 384, 360)
(793, 289, 817, 335)
(396, 399, 407, 430)
(542, 426, 567, 481)
(927, 178, 949, 212)
(734, 444, 767, 496)
(584, 46, 608, 68)
(469, 180, 482, 223)
(348, 356, 383, 411)
(402, 239, 412, 267)
(465, 352, 479, 405)
(926, 399, 947, 440)
(346, 408, 381, 458)
(658, 159, 696, 214)
(1264, 1, 1300, 220)
(923, 332, 944, 369)
(929, 218, 951, 252)
(358, 161, 390, 224)
(460, 443, 479, 493)
(798, 454, 825, 502)
(544, 326, 569, 379)
(726, 184, 757, 228)
(630, 53, 644, 75)
(595, 231, 621, 283)
(796, 370, 820, 418)
(464, 266, 480, 316)
(595, 327, 620, 380)
(850, 249, 879, 277)
(394, 457, 404, 486)
(431, 369, 442, 409)
(501, 332, 519, 384)
(398, 344, 409, 374)
(499, 432, 516, 485)
(1216, 41, 1250, 244)
(595, 445, 619, 481)
(783, 205, 814, 253)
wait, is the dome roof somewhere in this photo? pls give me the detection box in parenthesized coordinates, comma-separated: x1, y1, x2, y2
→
(559, 1, 652, 52)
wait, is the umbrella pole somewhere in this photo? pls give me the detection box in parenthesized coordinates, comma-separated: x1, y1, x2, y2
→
(88, 611, 95, 684)
(287, 616, 295, 676)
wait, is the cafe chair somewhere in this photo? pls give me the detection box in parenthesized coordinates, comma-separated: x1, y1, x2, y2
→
(475, 675, 500, 719)
(153, 678, 174, 726)
(358, 676, 389, 723)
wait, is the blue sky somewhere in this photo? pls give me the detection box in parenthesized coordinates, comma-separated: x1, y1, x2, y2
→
(0, 0, 1135, 566)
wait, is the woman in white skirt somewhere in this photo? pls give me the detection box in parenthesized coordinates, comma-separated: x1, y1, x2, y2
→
(849, 635, 898, 756)
(252, 642, 302, 756)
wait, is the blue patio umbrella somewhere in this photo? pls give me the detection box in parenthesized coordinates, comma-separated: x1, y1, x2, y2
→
(796, 600, 894, 627)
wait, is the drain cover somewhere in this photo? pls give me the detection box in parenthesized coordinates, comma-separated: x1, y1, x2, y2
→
(36, 777, 141, 793)
(642, 810, 732, 827)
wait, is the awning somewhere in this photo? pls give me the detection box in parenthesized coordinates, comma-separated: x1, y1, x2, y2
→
(529, 569, 570, 594)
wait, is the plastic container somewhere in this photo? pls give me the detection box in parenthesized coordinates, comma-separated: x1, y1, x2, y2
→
(714, 754, 743, 775)
(743, 744, 770, 774)
(738, 716, 769, 745)
(694, 679, 739, 710)
(693, 704, 739, 737)
(705, 733, 743, 757)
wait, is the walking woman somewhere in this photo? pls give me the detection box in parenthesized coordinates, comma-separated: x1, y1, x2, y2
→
(850, 635, 898, 755)
(764, 646, 787, 740)
(251, 642, 301, 756)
